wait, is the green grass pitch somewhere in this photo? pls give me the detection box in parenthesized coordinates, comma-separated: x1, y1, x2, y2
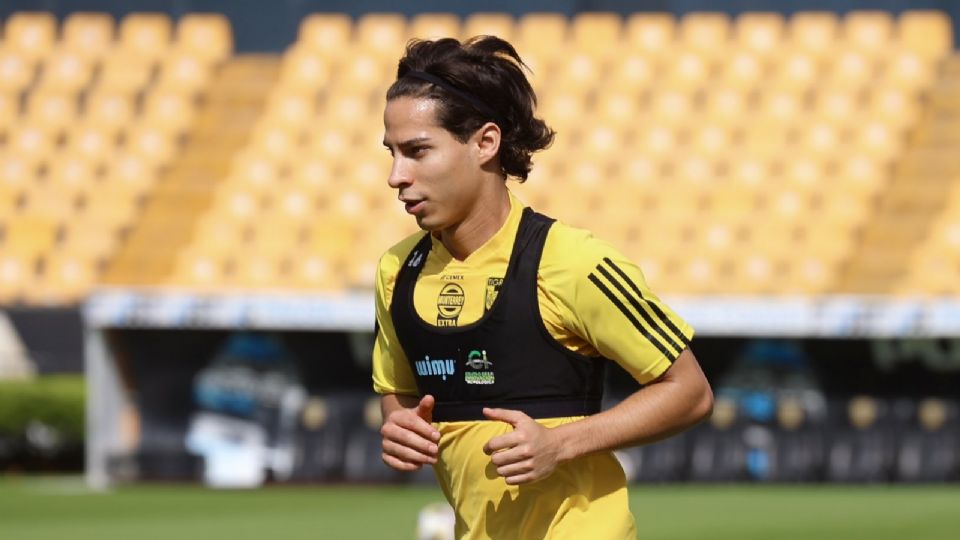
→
(1, 477, 957, 539)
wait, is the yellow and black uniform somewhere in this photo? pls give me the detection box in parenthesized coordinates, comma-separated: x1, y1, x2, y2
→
(373, 192, 693, 539)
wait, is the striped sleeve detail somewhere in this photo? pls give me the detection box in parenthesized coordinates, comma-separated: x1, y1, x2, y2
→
(588, 258, 689, 361)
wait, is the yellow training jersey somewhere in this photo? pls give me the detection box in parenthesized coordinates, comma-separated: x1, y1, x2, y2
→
(373, 191, 694, 539)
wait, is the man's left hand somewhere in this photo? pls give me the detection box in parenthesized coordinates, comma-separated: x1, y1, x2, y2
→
(482, 407, 563, 485)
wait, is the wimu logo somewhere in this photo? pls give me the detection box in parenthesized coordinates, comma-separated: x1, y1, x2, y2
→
(415, 355, 456, 381)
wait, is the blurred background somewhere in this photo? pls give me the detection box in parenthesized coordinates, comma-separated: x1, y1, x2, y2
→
(1, 0, 959, 538)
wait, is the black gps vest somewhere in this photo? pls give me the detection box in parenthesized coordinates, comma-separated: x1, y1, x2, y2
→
(390, 208, 606, 422)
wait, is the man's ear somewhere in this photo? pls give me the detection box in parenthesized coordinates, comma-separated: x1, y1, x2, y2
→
(474, 122, 501, 167)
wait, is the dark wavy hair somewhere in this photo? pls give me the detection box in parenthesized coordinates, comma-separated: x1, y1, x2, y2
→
(386, 36, 555, 182)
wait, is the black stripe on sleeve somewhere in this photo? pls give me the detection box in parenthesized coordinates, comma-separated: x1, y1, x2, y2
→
(588, 273, 675, 360)
(602, 257, 689, 348)
(595, 265, 684, 356)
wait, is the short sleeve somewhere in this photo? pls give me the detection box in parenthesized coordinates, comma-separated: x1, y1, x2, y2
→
(548, 228, 694, 384)
(372, 251, 419, 396)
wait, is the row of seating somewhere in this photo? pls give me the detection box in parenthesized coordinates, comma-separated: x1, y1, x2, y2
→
(0, 10, 957, 302)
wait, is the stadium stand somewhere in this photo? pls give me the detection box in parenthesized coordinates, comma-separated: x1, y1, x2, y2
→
(0, 10, 957, 304)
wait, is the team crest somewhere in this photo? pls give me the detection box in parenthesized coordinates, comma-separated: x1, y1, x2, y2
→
(484, 277, 503, 312)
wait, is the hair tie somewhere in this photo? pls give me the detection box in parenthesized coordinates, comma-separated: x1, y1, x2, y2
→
(404, 70, 506, 127)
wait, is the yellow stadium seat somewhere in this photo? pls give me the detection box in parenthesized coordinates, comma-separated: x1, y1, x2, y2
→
(62, 12, 115, 61)
(571, 12, 622, 58)
(607, 53, 658, 93)
(263, 91, 317, 131)
(142, 89, 195, 134)
(2, 214, 60, 258)
(298, 13, 352, 56)
(717, 50, 764, 90)
(781, 255, 837, 294)
(21, 183, 80, 218)
(155, 53, 211, 93)
(124, 126, 176, 166)
(291, 156, 336, 192)
(852, 120, 903, 159)
(690, 123, 734, 158)
(356, 13, 408, 58)
(0, 151, 36, 190)
(65, 123, 116, 166)
(811, 87, 859, 126)
(835, 154, 888, 196)
(842, 11, 894, 57)
(663, 48, 714, 90)
(322, 90, 377, 132)
(769, 48, 821, 91)
(228, 151, 282, 191)
(756, 88, 806, 124)
(624, 13, 675, 58)
(96, 51, 155, 93)
(37, 48, 94, 93)
(552, 51, 602, 95)
(213, 187, 263, 222)
(726, 153, 774, 188)
(101, 151, 157, 193)
(592, 89, 642, 130)
(517, 13, 568, 61)
(679, 12, 731, 58)
(58, 218, 119, 260)
(787, 12, 839, 59)
(409, 13, 461, 40)
(6, 123, 55, 165)
(45, 153, 96, 194)
(633, 124, 680, 156)
(734, 13, 785, 57)
(647, 89, 695, 127)
(824, 49, 875, 89)
(703, 87, 749, 126)
(898, 10, 953, 61)
(79, 184, 141, 227)
(463, 13, 515, 41)
(290, 253, 346, 290)
(334, 50, 389, 94)
(879, 50, 937, 91)
(780, 153, 828, 190)
(0, 253, 35, 303)
(85, 89, 136, 134)
(797, 121, 844, 158)
(306, 126, 354, 166)
(175, 13, 232, 64)
(170, 248, 228, 286)
(0, 183, 21, 214)
(268, 188, 316, 223)
(36, 252, 99, 303)
(4, 12, 57, 62)
(672, 154, 719, 186)
(26, 90, 78, 133)
(279, 46, 332, 92)
(0, 47, 37, 92)
(246, 221, 304, 259)
(118, 13, 172, 62)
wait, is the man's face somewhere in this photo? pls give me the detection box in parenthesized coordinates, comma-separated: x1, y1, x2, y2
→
(382, 96, 482, 232)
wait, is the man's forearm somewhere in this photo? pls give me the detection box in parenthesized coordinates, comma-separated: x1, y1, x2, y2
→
(553, 349, 713, 463)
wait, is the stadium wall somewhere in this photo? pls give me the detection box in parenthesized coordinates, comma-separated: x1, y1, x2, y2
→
(1, 0, 956, 51)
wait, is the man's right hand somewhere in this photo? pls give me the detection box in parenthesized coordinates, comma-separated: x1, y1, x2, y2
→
(380, 394, 440, 471)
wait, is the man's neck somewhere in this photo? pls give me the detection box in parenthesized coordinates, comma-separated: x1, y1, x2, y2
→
(437, 187, 511, 261)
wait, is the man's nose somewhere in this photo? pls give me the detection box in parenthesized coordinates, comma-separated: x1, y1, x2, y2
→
(387, 159, 410, 189)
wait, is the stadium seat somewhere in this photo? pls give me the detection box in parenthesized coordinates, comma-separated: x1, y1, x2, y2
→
(409, 13, 461, 40)
(788, 12, 839, 59)
(85, 89, 137, 134)
(355, 13, 407, 59)
(571, 12, 622, 59)
(517, 12, 568, 62)
(36, 48, 94, 93)
(842, 11, 894, 58)
(25, 89, 78, 134)
(62, 12, 115, 61)
(118, 13, 172, 62)
(679, 12, 731, 59)
(298, 13, 352, 57)
(175, 13, 233, 65)
(3, 12, 57, 62)
(734, 12, 785, 59)
(463, 12, 515, 41)
(0, 47, 37, 92)
(897, 10, 953, 61)
(624, 13, 675, 58)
